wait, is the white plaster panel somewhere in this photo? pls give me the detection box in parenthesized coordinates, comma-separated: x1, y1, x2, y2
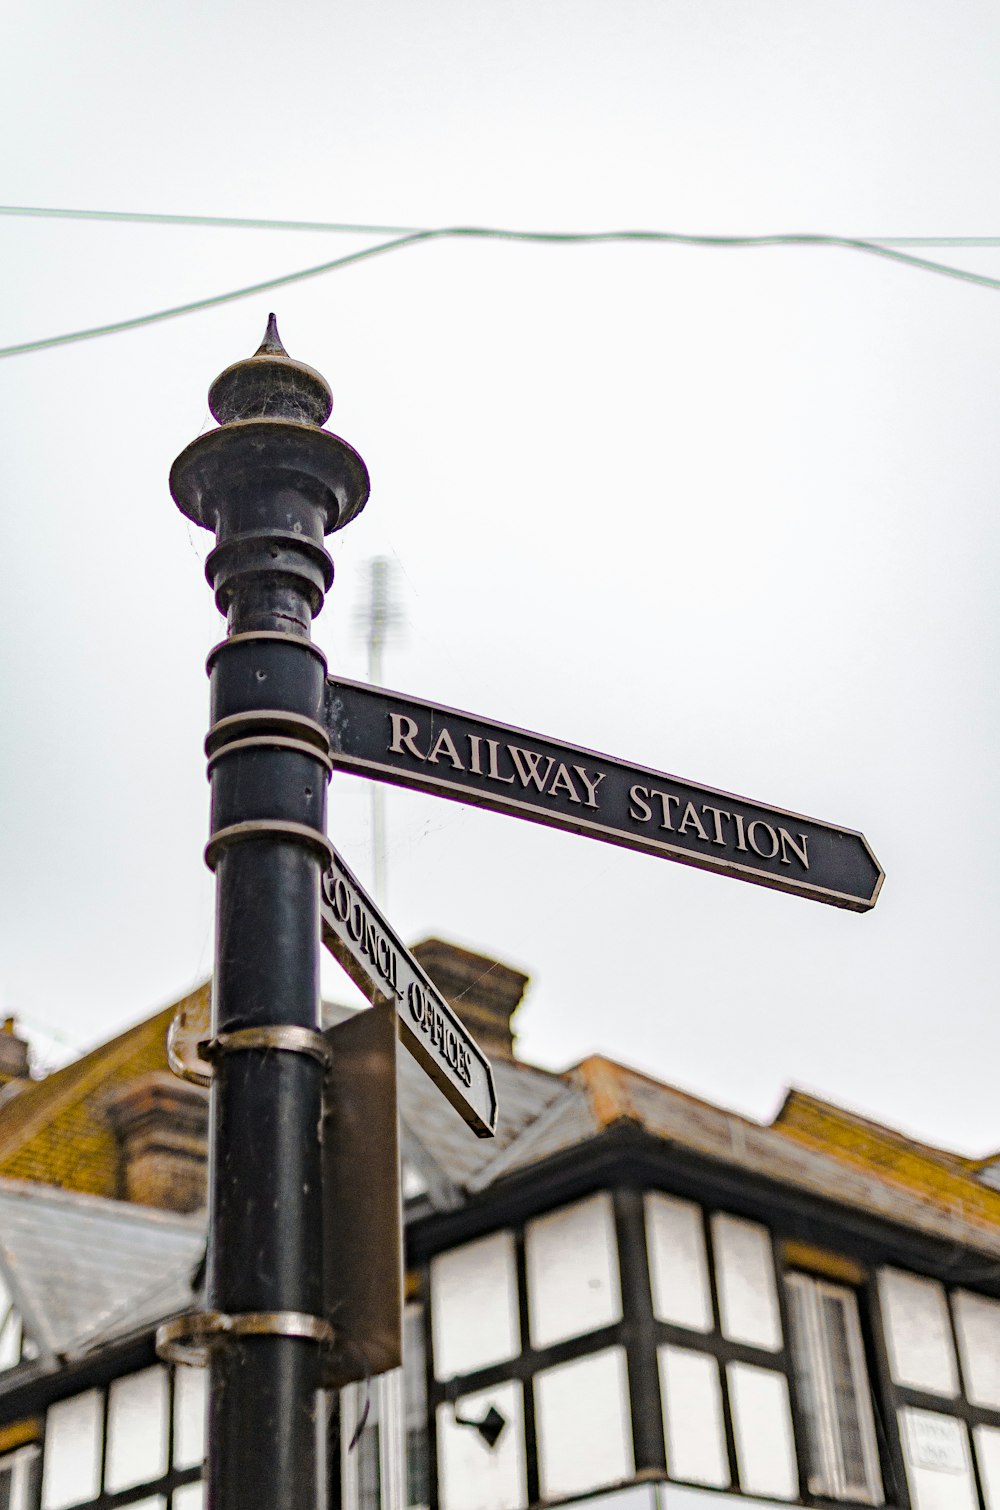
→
(645, 1194, 712, 1333)
(41, 1389, 103, 1510)
(900, 1408, 978, 1510)
(711, 1215, 782, 1351)
(437, 1381, 525, 1510)
(727, 1364, 797, 1501)
(526, 1193, 622, 1348)
(431, 1230, 520, 1380)
(954, 1290, 1000, 1408)
(105, 1364, 169, 1493)
(572, 1489, 656, 1510)
(975, 1425, 1000, 1510)
(173, 1488, 205, 1510)
(174, 1365, 207, 1469)
(535, 1346, 633, 1499)
(659, 1345, 729, 1488)
(0, 1265, 20, 1374)
(662, 1490, 801, 1509)
(878, 1269, 959, 1397)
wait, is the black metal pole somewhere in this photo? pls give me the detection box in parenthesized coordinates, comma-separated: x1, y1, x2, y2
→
(169, 318, 369, 1510)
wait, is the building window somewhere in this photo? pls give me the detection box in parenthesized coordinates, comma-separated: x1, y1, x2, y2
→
(428, 1199, 634, 1510)
(712, 1213, 783, 1353)
(430, 1232, 519, 1382)
(106, 1366, 170, 1494)
(437, 1381, 526, 1510)
(342, 1307, 429, 1510)
(0, 1446, 38, 1510)
(878, 1266, 1000, 1510)
(404, 1306, 429, 1510)
(41, 1389, 102, 1509)
(657, 1345, 728, 1489)
(39, 1365, 204, 1510)
(644, 1195, 799, 1499)
(525, 1193, 622, 1349)
(878, 1268, 959, 1398)
(727, 1361, 799, 1501)
(646, 1192, 713, 1335)
(785, 1271, 883, 1504)
(534, 1347, 632, 1500)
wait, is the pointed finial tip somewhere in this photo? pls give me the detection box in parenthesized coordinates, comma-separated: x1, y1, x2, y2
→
(256, 313, 287, 357)
(207, 315, 334, 426)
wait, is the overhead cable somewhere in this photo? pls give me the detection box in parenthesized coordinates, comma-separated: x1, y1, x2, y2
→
(2, 203, 1000, 247)
(4, 219, 1000, 360)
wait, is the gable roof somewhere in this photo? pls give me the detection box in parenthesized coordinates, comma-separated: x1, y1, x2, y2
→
(440, 1054, 1000, 1261)
(4, 972, 1000, 1318)
(0, 1178, 201, 1365)
(0, 984, 207, 1199)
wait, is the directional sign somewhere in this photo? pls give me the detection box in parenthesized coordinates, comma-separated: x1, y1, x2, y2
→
(325, 678, 884, 913)
(320, 849, 498, 1136)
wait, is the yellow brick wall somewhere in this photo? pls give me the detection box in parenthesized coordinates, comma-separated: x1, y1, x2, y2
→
(0, 1005, 182, 1198)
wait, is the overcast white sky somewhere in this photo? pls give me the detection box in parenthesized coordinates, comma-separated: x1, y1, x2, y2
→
(3, 0, 1000, 1154)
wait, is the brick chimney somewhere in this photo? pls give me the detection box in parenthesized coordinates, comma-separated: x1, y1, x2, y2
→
(106, 1072, 209, 1213)
(411, 939, 529, 1062)
(0, 1019, 30, 1086)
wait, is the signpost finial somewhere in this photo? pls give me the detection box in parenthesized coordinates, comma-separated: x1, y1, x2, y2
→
(257, 311, 286, 355)
(206, 313, 335, 428)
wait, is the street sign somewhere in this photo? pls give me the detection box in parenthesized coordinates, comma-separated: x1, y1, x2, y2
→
(320, 849, 498, 1136)
(325, 677, 884, 913)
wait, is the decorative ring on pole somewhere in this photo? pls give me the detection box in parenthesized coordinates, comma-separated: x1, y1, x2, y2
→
(206, 630, 329, 675)
(156, 1309, 336, 1368)
(199, 1024, 333, 1073)
(204, 819, 335, 870)
(206, 735, 334, 772)
(204, 709, 331, 758)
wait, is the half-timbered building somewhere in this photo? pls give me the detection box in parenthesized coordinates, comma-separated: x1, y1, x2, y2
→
(0, 944, 995, 1510)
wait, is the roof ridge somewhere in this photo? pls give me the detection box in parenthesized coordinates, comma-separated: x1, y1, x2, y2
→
(776, 1088, 981, 1171)
(466, 1078, 590, 1193)
(570, 1053, 772, 1135)
(0, 1173, 204, 1228)
(571, 1056, 639, 1128)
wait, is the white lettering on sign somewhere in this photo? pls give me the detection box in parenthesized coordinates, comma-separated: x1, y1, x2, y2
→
(326, 677, 885, 912)
(388, 714, 606, 811)
(323, 871, 402, 999)
(324, 867, 477, 1084)
(627, 783, 810, 871)
(387, 715, 809, 872)
(906, 1409, 967, 1474)
(406, 980, 473, 1086)
(320, 855, 492, 1133)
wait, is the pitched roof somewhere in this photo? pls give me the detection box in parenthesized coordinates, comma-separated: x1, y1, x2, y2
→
(453, 1054, 1000, 1259)
(0, 985, 207, 1199)
(5, 968, 1000, 1331)
(0, 1178, 201, 1365)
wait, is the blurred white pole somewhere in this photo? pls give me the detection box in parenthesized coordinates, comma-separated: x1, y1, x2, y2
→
(357, 556, 403, 906)
(355, 556, 406, 1510)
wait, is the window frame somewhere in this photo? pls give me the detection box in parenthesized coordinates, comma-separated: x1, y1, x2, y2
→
(414, 1172, 1000, 1510)
(784, 1269, 884, 1504)
(870, 1265, 1000, 1510)
(0, 1443, 40, 1510)
(423, 1190, 638, 1510)
(37, 1364, 204, 1510)
(422, 1186, 810, 1510)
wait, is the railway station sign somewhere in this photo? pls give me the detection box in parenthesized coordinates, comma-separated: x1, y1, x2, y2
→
(325, 677, 884, 913)
(321, 848, 498, 1136)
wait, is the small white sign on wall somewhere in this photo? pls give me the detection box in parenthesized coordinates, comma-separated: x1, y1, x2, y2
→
(907, 1411, 966, 1474)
